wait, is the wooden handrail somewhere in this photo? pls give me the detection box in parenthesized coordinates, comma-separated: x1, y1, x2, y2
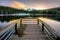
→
(0, 20, 17, 40)
(38, 18, 60, 40)
(0, 20, 17, 32)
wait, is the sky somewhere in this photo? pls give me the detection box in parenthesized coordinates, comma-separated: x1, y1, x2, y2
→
(0, 0, 60, 10)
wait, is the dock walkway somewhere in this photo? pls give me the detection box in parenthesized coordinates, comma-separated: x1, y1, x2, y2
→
(19, 24, 48, 40)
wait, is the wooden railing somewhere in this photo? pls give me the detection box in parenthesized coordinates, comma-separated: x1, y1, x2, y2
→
(38, 18, 60, 40)
(0, 20, 18, 40)
(1, 18, 60, 40)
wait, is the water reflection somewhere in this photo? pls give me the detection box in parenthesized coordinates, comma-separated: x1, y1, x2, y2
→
(0, 21, 9, 29)
(0, 14, 60, 29)
(0, 16, 18, 29)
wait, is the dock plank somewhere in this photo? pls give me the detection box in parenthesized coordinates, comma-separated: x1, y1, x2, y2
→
(19, 24, 48, 40)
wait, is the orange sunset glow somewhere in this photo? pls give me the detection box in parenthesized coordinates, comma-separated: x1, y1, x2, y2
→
(30, 5, 48, 10)
(0, 0, 60, 10)
(10, 1, 48, 10)
(10, 1, 26, 9)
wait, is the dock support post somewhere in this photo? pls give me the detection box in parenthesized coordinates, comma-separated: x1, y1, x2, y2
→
(56, 36, 60, 40)
(37, 19, 39, 25)
(42, 23, 44, 31)
(15, 23, 17, 34)
(20, 18, 22, 27)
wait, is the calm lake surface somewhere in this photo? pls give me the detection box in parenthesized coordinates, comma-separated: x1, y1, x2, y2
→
(0, 14, 60, 29)
(0, 21, 8, 29)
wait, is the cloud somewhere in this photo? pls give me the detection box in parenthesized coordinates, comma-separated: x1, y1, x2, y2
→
(10, 1, 26, 9)
(0, 0, 14, 6)
(0, 0, 60, 9)
(16, 0, 60, 9)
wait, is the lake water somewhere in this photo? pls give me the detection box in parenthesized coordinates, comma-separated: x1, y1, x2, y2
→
(0, 21, 10, 29)
(0, 15, 60, 29)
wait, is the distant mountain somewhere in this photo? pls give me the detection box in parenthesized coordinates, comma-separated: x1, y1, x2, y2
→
(0, 6, 27, 14)
(41, 7, 60, 14)
(46, 7, 60, 11)
(0, 6, 60, 14)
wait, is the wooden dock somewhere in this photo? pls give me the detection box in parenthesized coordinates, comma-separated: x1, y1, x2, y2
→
(9, 24, 48, 40)
(1, 18, 60, 40)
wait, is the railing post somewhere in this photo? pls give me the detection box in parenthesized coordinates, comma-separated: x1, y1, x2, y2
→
(42, 23, 44, 31)
(15, 23, 17, 34)
(56, 36, 60, 40)
(20, 18, 22, 27)
(37, 19, 39, 25)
